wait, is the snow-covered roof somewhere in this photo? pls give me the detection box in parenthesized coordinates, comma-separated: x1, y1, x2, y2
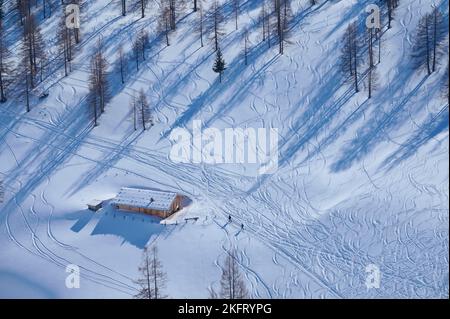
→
(112, 187, 177, 211)
(88, 199, 103, 206)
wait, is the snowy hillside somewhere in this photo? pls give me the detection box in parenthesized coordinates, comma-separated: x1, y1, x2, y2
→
(0, 0, 448, 298)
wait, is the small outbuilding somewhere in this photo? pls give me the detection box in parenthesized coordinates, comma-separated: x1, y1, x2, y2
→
(111, 187, 183, 218)
(87, 199, 103, 212)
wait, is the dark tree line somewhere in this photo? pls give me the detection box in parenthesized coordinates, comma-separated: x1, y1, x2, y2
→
(2, 1, 84, 111)
(411, 8, 447, 75)
(20, 13, 47, 111)
(339, 3, 447, 100)
(340, 21, 361, 94)
(88, 41, 109, 126)
(382, 0, 400, 29)
(339, 17, 380, 97)
(258, 0, 291, 55)
(207, 0, 224, 52)
(0, 3, 12, 103)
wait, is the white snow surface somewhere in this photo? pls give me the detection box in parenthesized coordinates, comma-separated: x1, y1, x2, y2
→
(0, 0, 448, 298)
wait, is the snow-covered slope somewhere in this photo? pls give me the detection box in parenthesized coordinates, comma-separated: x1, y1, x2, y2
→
(0, 0, 448, 298)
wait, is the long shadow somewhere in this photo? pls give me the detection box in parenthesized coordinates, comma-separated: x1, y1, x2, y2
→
(297, 17, 420, 165)
(0, 1, 139, 146)
(159, 43, 266, 140)
(302, 99, 371, 164)
(382, 103, 449, 171)
(156, 0, 268, 115)
(66, 131, 143, 197)
(328, 2, 448, 171)
(289, 0, 330, 31)
(66, 15, 211, 196)
(204, 45, 281, 128)
(266, 5, 378, 169)
(2, 91, 90, 185)
(277, 66, 355, 169)
(0, 83, 96, 229)
(9, 10, 168, 198)
(331, 75, 429, 172)
(247, 37, 378, 193)
(323, 0, 372, 41)
(160, 3, 319, 141)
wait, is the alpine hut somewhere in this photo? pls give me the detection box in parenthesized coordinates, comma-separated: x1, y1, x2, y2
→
(112, 187, 182, 218)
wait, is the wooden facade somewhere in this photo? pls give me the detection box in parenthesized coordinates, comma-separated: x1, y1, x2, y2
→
(115, 194, 182, 218)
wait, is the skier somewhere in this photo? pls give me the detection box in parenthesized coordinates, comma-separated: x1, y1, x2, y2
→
(228, 215, 232, 223)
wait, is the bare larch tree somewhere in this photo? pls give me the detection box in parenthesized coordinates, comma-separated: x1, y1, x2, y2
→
(340, 21, 360, 93)
(137, 88, 153, 131)
(0, 11, 12, 103)
(218, 249, 249, 299)
(207, 0, 224, 52)
(135, 246, 168, 299)
(412, 8, 447, 75)
(88, 41, 109, 126)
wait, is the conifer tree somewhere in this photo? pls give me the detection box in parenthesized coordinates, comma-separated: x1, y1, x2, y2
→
(213, 47, 226, 83)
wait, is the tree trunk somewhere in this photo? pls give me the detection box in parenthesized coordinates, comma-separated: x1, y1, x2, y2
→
(146, 257, 151, 299)
(166, 16, 170, 46)
(26, 74, 30, 112)
(200, 9, 204, 47)
(141, 103, 146, 130)
(425, 17, 431, 75)
(353, 33, 358, 93)
(153, 253, 158, 299)
(388, 0, 392, 29)
(134, 102, 137, 130)
(432, 10, 437, 73)
(377, 29, 381, 64)
(0, 48, 5, 101)
(0, 69, 6, 102)
(368, 29, 373, 99)
(63, 37, 68, 76)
